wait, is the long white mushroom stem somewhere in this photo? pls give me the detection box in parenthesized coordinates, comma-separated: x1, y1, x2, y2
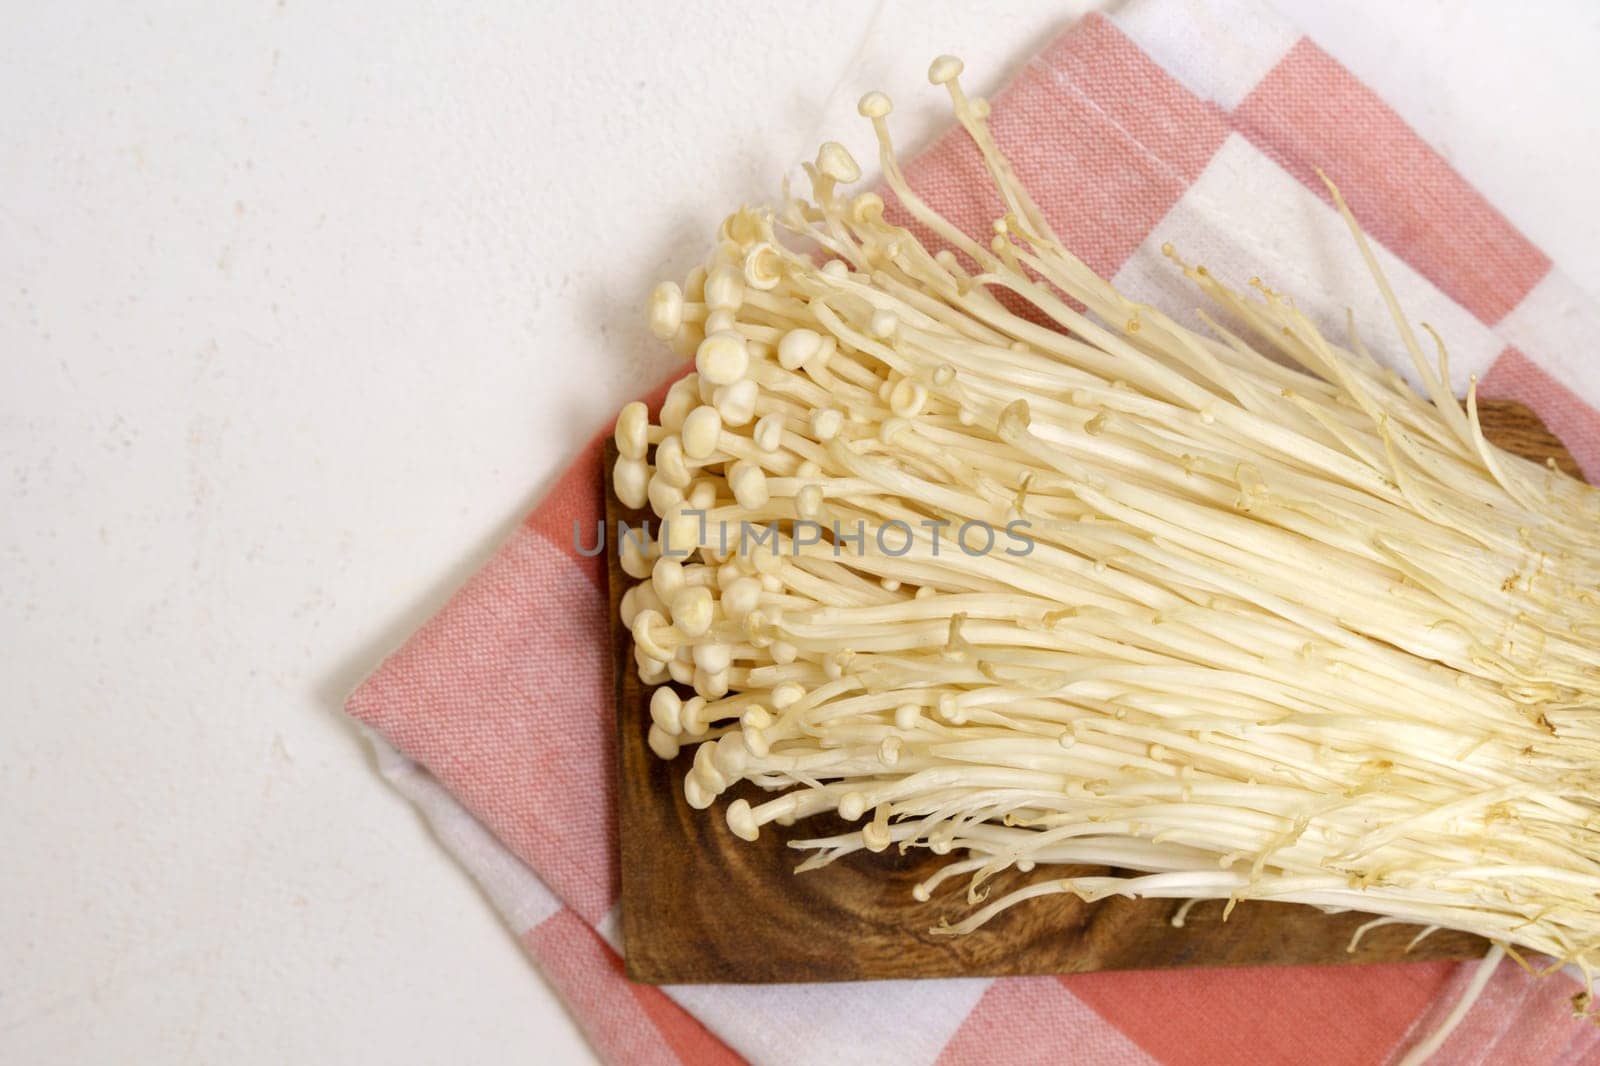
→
(615, 55, 1600, 999)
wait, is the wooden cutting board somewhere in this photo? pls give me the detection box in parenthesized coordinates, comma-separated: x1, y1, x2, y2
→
(609, 400, 1583, 984)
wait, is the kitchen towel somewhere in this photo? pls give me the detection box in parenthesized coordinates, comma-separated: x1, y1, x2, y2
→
(345, 1, 1600, 1062)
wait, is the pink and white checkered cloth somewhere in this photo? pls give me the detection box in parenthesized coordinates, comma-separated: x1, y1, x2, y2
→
(346, 2, 1600, 1062)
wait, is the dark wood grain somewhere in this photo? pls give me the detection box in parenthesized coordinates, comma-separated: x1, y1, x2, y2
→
(611, 399, 1583, 985)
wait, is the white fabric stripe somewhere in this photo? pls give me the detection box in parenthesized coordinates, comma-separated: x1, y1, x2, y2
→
(1114, 133, 1504, 394)
(666, 975, 993, 1066)
(369, 730, 991, 1066)
(366, 730, 563, 935)
(1110, 0, 1298, 110)
(1496, 267, 1600, 405)
(595, 903, 624, 955)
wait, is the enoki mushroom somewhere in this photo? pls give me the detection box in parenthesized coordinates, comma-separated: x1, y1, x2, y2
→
(610, 54, 1600, 1037)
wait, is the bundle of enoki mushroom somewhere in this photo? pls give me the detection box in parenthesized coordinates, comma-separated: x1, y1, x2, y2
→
(612, 55, 1600, 1028)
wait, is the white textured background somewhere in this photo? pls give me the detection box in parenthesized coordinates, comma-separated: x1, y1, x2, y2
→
(4, 2, 1598, 1062)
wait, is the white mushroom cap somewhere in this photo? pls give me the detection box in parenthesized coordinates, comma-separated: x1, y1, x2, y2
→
(681, 405, 722, 460)
(646, 281, 684, 341)
(653, 437, 688, 489)
(714, 379, 758, 426)
(614, 400, 650, 460)
(670, 585, 714, 638)
(696, 331, 749, 387)
(753, 413, 784, 452)
(726, 798, 759, 841)
(659, 375, 699, 433)
(815, 141, 861, 183)
(777, 328, 822, 371)
(728, 460, 769, 509)
(703, 264, 745, 312)
(612, 453, 648, 509)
